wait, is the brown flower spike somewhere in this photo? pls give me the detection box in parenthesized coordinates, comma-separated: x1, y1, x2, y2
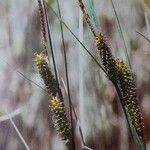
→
(37, 0, 47, 44)
(78, 0, 96, 36)
(95, 32, 117, 81)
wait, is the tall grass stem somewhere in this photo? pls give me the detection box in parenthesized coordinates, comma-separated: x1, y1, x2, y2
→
(56, 0, 75, 149)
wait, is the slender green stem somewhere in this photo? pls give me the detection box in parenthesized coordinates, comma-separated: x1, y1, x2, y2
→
(56, 0, 75, 149)
(42, 0, 62, 99)
(1, 58, 48, 94)
(136, 31, 150, 44)
(61, 78, 86, 146)
(49, 6, 106, 75)
(111, 0, 132, 70)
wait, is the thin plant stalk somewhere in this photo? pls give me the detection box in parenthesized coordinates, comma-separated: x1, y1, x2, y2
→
(136, 31, 150, 44)
(77, 0, 96, 36)
(56, 0, 76, 149)
(85, 0, 99, 30)
(7, 111, 30, 150)
(0, 107, 23, 122)
(110, 0, 132, 70)
(61, 78, 87, 147)
(0, 58, 48, 94)
(144, 12, 150, 39)
(48, 6, 106, 74)
(41, 0, 61, 97)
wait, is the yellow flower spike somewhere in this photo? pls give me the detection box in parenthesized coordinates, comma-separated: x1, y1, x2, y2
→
(50, 96, 72, 150)
(34, 53, 58, 96)
(34, 53, 46, 65)
(51, 96, 61, 110)
(116, 59, 126, 73)
(116, 59, 144, 140)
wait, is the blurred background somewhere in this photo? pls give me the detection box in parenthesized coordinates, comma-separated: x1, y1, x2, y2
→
(0, 0, 150, 149)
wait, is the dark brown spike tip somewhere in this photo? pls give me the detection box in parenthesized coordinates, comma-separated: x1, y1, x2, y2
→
(37, 0, 47, 49)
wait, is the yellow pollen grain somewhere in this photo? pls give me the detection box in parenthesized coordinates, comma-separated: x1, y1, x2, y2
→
(116, 59, 126, 72)
(51, 97, 61, 110)
(34, 54, 46, 65)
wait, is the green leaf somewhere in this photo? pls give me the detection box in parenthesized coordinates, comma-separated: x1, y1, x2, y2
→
(85, 0, 99, 31)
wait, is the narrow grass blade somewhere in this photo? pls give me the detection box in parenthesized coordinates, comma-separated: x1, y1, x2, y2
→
(85, 0, 99, 30)
(48, 6, 106, 75)
(41, 0, 60, 95)
(61, 78, 86, 147)
(0, 58, 48, 94)
(0, 107, 24, 122)
(110, 0, 132, 70)
(136, 31, 150, 44)
(77, 0, 96, 36)
(145, 12, 150, 39)
(83, 146, 93, 150)
(56, 0, 75, 149)
(7, 112, 30, 150)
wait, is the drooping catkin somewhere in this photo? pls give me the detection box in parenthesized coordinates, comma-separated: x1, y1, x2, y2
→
(34, 53, 58, 96)
(116, 59, 144, 140)
(95, 32, 117, 81)
(50, 96, 72, 150)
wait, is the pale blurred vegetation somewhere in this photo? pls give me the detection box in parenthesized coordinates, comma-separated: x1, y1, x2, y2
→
(0, 0, 150, 150)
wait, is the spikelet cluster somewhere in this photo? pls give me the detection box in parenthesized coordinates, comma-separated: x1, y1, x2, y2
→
(34, 53, 72, 149)
(95, 32, 117, 80)
(50, 96, 72, 150)
(95, 31, 144, 139)
(116, 59, 143, 140)
(34, 53, 57, 96)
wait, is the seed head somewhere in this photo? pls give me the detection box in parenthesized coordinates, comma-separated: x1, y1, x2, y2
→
(116, 59, 144, 140)
(50, 96, 72, 150)
(95, 32, 117, 81)
(34, 53, 58, 96)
